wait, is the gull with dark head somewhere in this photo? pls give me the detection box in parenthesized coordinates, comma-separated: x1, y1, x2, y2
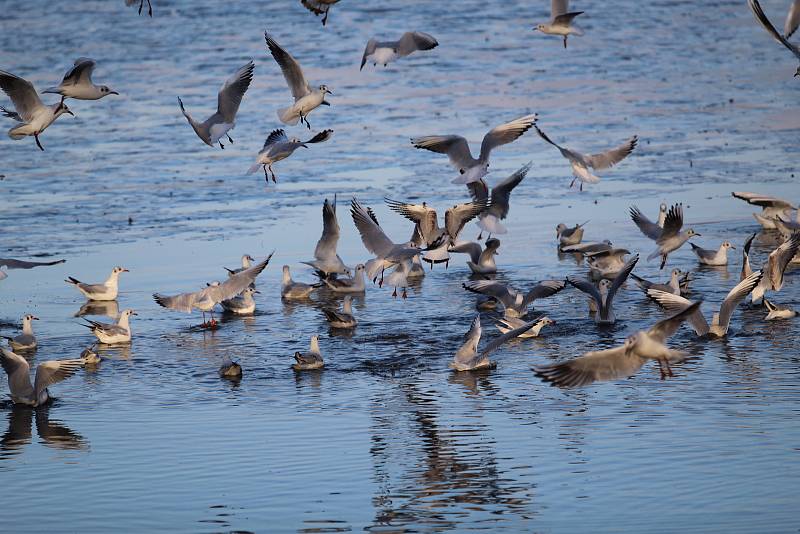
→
(533, 0, 585, 48)
(247, 128, 333, 182)
(0, 348, 84, 407)
(361, 32, 438, 69)
(265, 31, 332, 129)
(44, 58, 118, 100)
(0, 70, 74, 151)
(178, 60, 253, 149)
(411, 114, 537, 184)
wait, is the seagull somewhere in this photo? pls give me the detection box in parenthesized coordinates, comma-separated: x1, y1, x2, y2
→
(449, 238, 501, 274)
(225, 254, 255, 277)
(0, 70, 74, 151)
(731, 191, 797, 229)
(645, 204, 699, 269)
(648, 270, 763, 338)
(463, 279, 566, 318)
(265, 31, 332, 129)
(219, 355, 242, 378)
(177, 60, 254, 149)
(534, 301, 702, 387)
(741, 233, 756, 281)
(629, 204, 670, 239)
(293, 335, 324, 370)
(65, 266, 128, 301)
(384, 196, 488, 267)
(322, 295, 357, 328)
(83, 309, 137, 344)
(411, 114, 537, 184)
(586, 248, 632, 278)
(786, 0, 800, 38)
(690, 241, 736, 266)
(300, 0, 339, 26)
(350, 198, 437, 287)
(748, 0, 800, 77)
(125, 0, 152, 17)
(568, 255, 638, 325)
(281, 265, 319, 299)
(556, 221, 589, 247)
(765, 298, 797, 320)
(450, 315, 537, 371)
(247, 128, 333, 182)
(221, 287, 259, 315)
(323, 264, 366, 294)
(360, 32, 438, 70)
(80, 343, 101, 365)
(467, 162, 530, 239)
(153, 253, 273, 328)
(750, 232, 800, 304)
(560, 240, 613, 255)
(2, 314, 38, 351)
(631, 268, 683, 296)
(303, 196, 351, 279)
(533, 0, 584, 48)
(0, 348, 84, 407)
(535, 124, 637, 191)
(44, 58, 118, 100)
(0, 257, 66, 269)
(496, 315, 555, 339)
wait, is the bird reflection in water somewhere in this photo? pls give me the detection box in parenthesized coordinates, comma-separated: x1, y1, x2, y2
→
(0, 405, 88, 459)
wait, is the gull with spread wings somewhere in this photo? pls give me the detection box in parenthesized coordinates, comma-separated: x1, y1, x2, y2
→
(44, 58, 118, 100)
(0, 348, 84, 407)
(533, 0, 585, 48)
(748, 0, 800, 77)
(450, 315, 538, 371)
(302, 196, 351, 279)
(247, 128, 332, 182)
(463, 278, 566, 318)
(360, 31, 438, 69)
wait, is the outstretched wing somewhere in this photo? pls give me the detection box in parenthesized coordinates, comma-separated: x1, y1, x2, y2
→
(360, 38, 378, 70)
(217, 60, 254, 122)
(351, 198, 394, 257)
(586, 136, 638, 170)
(479, 114, 538, 162)
(411, 135, 475, 170)
(488, 162, 531, 220)
(0, 348, 33, 399)
(0, 258, 65, 269)
(522, 279, 567, 308)
(265, 32, 311, 100)
(764, 232, 800, 290)
(658, 203, 684, 240)
(479, 319, 537, 358)
(629, 206, 662, 240)
(396, 31, 439, 57)
(647, 300, 703, 343)
(786, 0, 800, 38)
(0, 70, 44, 122)
(647, 290, 709, 336)
(462, 280, 515, 308)
(315, 196, 340, 261)
(444, 200, 488, 240)
(748, 0, 800, 59)
(305, 129, 333, 144)
(61, 57, 96, 85)
(718, 270, 763, 329)
(534, 345, 643, 388)
(33, 359, 84, 396)
(384, 198, 439, 242)
(262, 128, 288, 151)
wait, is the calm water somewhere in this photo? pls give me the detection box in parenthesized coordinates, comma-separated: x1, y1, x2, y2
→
(1, 0, 799, 531)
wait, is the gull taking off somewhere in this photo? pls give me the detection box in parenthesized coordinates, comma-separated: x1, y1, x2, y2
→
(360, 32, 438, 69)
(2, 314, 38, 351)
(0, 70, 73, 151)
(750, 232, 800, 304)
(463, 279, 566, 318)
(731, 191, 797, 229)
(303, 196, 351, 279)
(629, 204, 669, 239)
(322, 296, 357, 328)
(293, 335, 324, 370)
(764, 299, 797, 320)
(496, 315, 555, 339)
(534, 301, 702, 387)
(154, 253, 273, 328)
(66, 266, 128, 301)
(533, 0, 584, 48)
(281, 265, 319, 299)
(468, 162, 530, 239)
(0, 348, 84, 407)
(300, 0, 339, 26)
(568, 255, 638, 325)
(450, 315, 537, 371)
(44, 58, 118, 100)
(178, 60, 254, 149)
(690, 241, 736, 266)
(748, 0, 800, 77)
(83, 309, 137, 344)
(450, 238, 501, 274)
(535, 124, 637, 190)
(247, 128, 332, 182)
(265, 31, 332, 129)
(648, 270, 763, 338)
(411, 114, 538, 184)
(644, 204, 699, 269)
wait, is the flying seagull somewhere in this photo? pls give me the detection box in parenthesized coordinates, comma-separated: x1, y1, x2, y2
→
(360, 32, 438, 69)
(44, 58, 119, 100)
(247, 128, 332, 182)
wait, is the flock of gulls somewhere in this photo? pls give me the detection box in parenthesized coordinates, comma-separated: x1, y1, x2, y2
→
(1, 0, 799, 405)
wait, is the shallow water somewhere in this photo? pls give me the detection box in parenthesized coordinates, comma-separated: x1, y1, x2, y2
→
(1, 0, 799, 531)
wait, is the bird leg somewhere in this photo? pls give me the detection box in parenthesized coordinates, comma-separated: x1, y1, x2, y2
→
(227, 134, 234, 144)
(657, 359, 666, 380)
(477, 231, 483, 240)
(263, 165, 270, 182)
(322, 8, 329, 26)
(146, 0, 152, 16)
(580, 182, 583, 192)
(563, 36, 568, 49)
(392, 287, 397, 298)
(219, 141, 225, 149)
(569, 178, 576, 189)
(269, 165, 277, 183)
(209, 310, 217, 328)
(34, 133, 44, 151)
(665, 360, 674, 377)
(402, 288, 407, 299)
(660, 255, 667, 270)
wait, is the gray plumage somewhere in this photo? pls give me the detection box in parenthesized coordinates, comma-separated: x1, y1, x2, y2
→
(360, 31, 439, 69)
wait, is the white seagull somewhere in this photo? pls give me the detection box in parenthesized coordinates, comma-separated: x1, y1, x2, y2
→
(178, 60, 254, 149)
(360, 32, 439, 70)
(83, 309, 137, 344)
(644, 204, 699, 269)
(0, 348, 84, 407)
(411, 114, 538, 184)
(731, 191, 797, 229)
(303, 196, 351, 279)
(533, 0, 585, 48)
(467, 162, 531, 238)
(322, 296, 357, 328)
(449, 238, 501, 275)
(265, 31, 332, 129)
(568, 255, 638, 325)
(450, 315, 538, 371)
(221, 287, 259, 315)
(0, 70, 74, 151)
(690, 241, 736, 266)
(66, 266, 128, 301)
(247, 128, 333, 182)
(44, 58, 119, 100)
(2, 314, 39, 351)
(293, 335, 324, 370)
(281, 265, 319, 299)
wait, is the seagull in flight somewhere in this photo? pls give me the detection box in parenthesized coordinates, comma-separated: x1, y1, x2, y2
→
(247, 128, 332, 182)
(533, 0, 584, 48)
(748, 0, 800, 77)
(300, 0, 339, 26)
(44, 58, 119, 100)
(360, 31, 438, 70)
(303, 196, 351, 279)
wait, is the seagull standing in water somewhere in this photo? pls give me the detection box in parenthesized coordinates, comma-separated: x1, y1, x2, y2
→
(293, 335, 324, 370)
(65, 266, 128, 301)
(44, 58, 119, 100)
(411, 114, 537, 184)
(360, 32, 439, 69)
(535, 124, 637, 190)
(2, 314, 39, 351)
(281, 265, 319, 299)
(533, 0, 585, 48)
(468, 162, 531, 239)
(449, 315, 537, 371)
(83, 309, 137, 344)
(177, 60, 254, 149)
(247, 128, 333, 182)
(303, 196, 351, 279)
(556, 221, 589, 247)
(690, 241, 736, 266)
(0, 70, 73, 151)
(322, 296, 357, 328)
(265, 31, 333, 129)
(0, 348, 84, 407)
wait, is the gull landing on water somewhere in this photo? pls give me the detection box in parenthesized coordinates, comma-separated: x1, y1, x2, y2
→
(247, 128, 333, 182)
(468, 163, 530, 240)
(533, 0, 584, 48)
(411, 115, 537, 184)
(177, 60, 254, 149)
(0, 70, 74, 151)
(535, 124, 637, 191)
(265, 31, 332, 130)
(0, 348, 84, 407)
(360, 32, 438, 70)
(1, 314, 39, 351)
(731, 191, 797, 229)
(568, 255, 639, 325)
(44, 58, 118, 101)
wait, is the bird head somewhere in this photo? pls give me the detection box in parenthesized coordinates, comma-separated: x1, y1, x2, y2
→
(24, 314, 39, 322)
(533, 24, 546, 31)
(319, 85, 333, 95)
(100, 85, 119, 96)
(686, 228, 700, 238)
(721, 241, 735, 250)
(56, 99, 74, 117)
(113, 266, 129, 275)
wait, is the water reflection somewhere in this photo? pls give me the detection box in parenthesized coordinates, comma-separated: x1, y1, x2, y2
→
(73, 300, 119, 319)
(0, 406, 88, 460)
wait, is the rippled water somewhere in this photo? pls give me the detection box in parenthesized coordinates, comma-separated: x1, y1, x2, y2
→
(1, 0, 799, 531)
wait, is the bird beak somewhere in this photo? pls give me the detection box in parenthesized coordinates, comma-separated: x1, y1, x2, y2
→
(301, 144, 309, 148)
(326, 89, 333, 95)
(32, 316, 39, 320)
(693, 233, 701, 237)
(131, 311, 138, 316)
(254, 290, 261, 294)
(122, 268, 130, 272)
(730, 245, 737, 250)
(110, 91, 120, 96)
(65, 109, 75, 116)
(795, 71, 799, 77)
